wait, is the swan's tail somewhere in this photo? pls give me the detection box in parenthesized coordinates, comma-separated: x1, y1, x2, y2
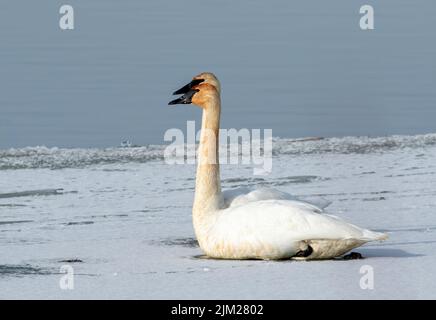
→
(362, 229, 388, 241)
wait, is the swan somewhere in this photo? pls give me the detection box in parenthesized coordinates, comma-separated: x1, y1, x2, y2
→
(168, 72, 388, 260)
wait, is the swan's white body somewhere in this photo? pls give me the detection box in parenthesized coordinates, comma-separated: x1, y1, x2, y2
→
(171, 72, 388, 260)
(199, 188, 386, 260)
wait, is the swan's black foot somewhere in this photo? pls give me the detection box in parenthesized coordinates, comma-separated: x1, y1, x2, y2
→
(342, 252, 363, 260)
(294, 245, 313, 258)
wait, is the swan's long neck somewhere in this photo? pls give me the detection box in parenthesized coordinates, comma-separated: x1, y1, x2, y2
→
(193, 97, 222, 222)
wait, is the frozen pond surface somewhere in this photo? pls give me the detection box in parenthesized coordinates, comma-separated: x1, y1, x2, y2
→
(1, 134, 436, 299)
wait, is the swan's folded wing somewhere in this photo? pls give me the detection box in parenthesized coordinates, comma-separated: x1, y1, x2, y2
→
(222, 187, 330, 212)
(215, 199, 387, 244)
(222, 187, 253, 207)
(298, 196, 331, 210)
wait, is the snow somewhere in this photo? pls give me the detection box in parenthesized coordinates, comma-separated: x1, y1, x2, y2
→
(1, 134, 436, 299)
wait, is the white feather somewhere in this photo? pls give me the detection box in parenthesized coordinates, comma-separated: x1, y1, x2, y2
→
(200, 199, 387, 260)
(223, 187, 330, 211)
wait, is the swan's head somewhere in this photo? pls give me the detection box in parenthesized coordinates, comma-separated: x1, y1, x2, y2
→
(193, 72, 221, 93)
(169, 72, 220, 108)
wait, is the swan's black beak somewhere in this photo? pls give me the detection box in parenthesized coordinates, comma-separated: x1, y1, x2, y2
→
(169, 78, 204, 105)
(172, 79, 204, 95)
(168, 89, 199, 105)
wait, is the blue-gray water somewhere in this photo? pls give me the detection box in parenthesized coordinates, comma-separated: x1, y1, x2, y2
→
(0, 0, 435, 148)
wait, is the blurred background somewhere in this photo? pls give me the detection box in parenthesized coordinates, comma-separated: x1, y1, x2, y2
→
(0, 0, 435, 148)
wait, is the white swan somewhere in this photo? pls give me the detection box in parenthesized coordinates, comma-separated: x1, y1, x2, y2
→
(169, 72, 388, 260)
